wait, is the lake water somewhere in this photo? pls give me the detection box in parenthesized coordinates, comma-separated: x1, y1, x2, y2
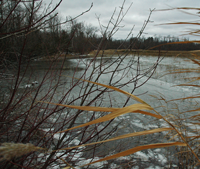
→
(1, 55, 199, 168)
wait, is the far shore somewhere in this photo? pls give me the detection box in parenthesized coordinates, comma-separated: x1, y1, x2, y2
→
(43, 49, 200, 61)
(89, 49, 200, 58)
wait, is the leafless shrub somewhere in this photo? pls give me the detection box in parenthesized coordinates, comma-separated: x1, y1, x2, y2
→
(0, 0, 165, 168)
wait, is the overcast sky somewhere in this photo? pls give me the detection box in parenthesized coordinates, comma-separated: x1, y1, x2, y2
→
(48, 0, 200, 40)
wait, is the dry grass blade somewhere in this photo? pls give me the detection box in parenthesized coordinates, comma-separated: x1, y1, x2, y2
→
(184, 77, 200, 84)
(81, 142, 187, 167)
(176, 84, 200, 87)
(190, 122, 200, 125)
(39, 101, 161, 119)
(132, 110, 162, 119)
(191, 53, 200, 58)
(72, 77, 148, 105)
(156, 7, 200, 11)
(187, 135, 200, 139)
(190, 114, 200, 120)
(177, 7, 200, 10)
(165, 70, 200, 75)
(56, 103, 153, 133)
(167, 95, 200, 102)
(57, 128, 173, 151)
(190, 58, 200, 66)
(169, 133, 179, 141)
(182, 107, 200, 113)
(160, 22, 200, 26)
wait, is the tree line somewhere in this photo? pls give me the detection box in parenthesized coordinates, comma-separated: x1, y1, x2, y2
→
(1, 0, 200, 65)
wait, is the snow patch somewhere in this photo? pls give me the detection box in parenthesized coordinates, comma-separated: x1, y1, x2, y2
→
(76, 157, 108, 168)
(117, 156, 131, 161)
(154, 148, 161, 153)
(157, 153, 167, 165)
(135, 151, 149, 161)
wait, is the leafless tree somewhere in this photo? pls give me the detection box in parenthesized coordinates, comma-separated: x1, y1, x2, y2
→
(0, 1, 161, 168)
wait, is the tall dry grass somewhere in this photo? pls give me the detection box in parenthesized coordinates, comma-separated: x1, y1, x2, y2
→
(163, 58, 200, 168)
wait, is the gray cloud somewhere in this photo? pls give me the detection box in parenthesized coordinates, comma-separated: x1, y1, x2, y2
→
(48, 0, 200, 40)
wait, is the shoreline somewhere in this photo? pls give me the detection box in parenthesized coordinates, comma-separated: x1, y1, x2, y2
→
(40, 49, 200, 61)
(89, 49, 200, 58)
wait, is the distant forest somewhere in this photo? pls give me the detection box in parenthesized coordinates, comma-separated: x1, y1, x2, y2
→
(1, 1, 200, 62)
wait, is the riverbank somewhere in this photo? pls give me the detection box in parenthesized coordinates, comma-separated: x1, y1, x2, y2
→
(40, 49, 200, 61)
(89, 49, 200, 58)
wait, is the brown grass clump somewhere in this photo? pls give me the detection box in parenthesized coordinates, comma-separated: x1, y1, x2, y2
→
(89, 49, 200, 57)
(0, 143, 44, 161)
